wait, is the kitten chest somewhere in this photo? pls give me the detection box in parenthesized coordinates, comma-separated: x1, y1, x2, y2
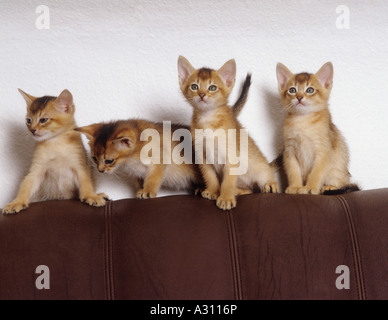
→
(123, 158, 149, 178)
(35, 142, 81, 200)
(192, 110, 229, 172)
(284, 116, 331, 177)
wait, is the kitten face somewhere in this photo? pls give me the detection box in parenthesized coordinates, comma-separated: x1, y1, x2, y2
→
(90, 141, 123, 174)
(276, 62, 334, 115)
(181, 68, 230, 109)
(19, 89, 75, 141)
(178, 56, 236, 110)
(75, 122, 137, 174)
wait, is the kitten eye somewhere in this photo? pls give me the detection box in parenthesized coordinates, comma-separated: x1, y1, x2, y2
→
(105, 159, 114, 165)
(306, 87, 315, 94)
(288, 87, 297, 94)
(39, 118, 49, 124)
(26, 118, 32, 125)
(190, 84, 199, 91)
(92, 156, 98, 163)
(208, 85, 217, 92)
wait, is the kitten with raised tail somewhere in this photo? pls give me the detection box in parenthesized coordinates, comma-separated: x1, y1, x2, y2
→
(276, 62, 360, 195)
(178, 56, 279, 211)
(2, 89, 108, 214)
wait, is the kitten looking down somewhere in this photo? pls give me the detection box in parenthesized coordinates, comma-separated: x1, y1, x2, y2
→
(76, 120, 202, 198)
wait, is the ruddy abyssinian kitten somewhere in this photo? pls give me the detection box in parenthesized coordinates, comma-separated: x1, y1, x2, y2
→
(178, 56, 279, 210)
(2, 89, 108, 214)
(75, 120, 201, 198)
(75, 76, 252, 199)
(276, 62, 359, 195)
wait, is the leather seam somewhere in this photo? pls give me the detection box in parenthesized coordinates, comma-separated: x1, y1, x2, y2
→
(104, 201, 114, 300)
(103, 201, 110, 300)
(226, 211, 242, 300)
(109, 201, 115, 300)
(336, 195, 367, 300)
(230, 211, 243, 300)
(226, 212, 237, 299)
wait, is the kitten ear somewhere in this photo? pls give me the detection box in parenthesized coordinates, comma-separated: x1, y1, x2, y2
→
(18, 89, 36, 106)
(177, 56, 195, 86)
(217, 59, 236, 88)
(74, 124, 100, 140)
(316, 62, 334, 89)
(276, 63, 293, 91)
(54, 89, 74, 113)
(112, 136, 134, 150)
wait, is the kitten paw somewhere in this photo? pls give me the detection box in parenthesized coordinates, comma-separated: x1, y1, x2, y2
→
(322, 185, 337, 192)
(285, 186, 302, 194)
(136, 190, 156, 199)
(2, 201, 29, 214)
(235, 188, 253, 196)
(216, 196, 237, 211)
(201, 189, 219, 200)
(297, 187, 320, 195)
(81, 194, 107, 207)
(263, 182, 279, 193)
(194, 187, 203, 196)
(97, 193, 110, 201)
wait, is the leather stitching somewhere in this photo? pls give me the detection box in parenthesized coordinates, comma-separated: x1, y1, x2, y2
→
(230, 211, 243, 300)
(103, 201, 110, 300)
(225, 212, 237, 299)
(104, 201, 114, 300)
(336, 195, 367, 300)
(108, 201, 115, 300)
(226, 211, 242, 300)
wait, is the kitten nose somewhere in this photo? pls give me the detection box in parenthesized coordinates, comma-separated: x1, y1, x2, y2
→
(296, 95, 303, 102)
(199, 93, 205, 99)
(31, 129, 36, 134)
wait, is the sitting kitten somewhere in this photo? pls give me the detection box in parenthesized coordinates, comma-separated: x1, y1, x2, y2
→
(75, 120, 202, 198)
(178, 56, 279, 210)
(2, 89, 108, 214)
(276, 62, 359, 195)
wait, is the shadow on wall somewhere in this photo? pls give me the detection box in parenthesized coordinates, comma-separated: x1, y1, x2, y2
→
(261, 87, 284, 154)
(261, 87, 288, 192)
(4, 121, 35, 199)
(138, 94, 192, 126)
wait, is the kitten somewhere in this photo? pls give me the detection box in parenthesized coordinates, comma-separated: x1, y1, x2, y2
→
(2, 89, 108, 214)
(75, 120, 202, 198)
(178, 56, 279, 210)
(276, 62, 359, 195)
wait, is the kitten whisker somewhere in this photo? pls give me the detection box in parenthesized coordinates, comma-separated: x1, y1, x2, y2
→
(111, 171, 120, 180)
(284, 102, 293, 112)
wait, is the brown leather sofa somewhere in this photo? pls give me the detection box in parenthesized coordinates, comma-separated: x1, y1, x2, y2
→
(1, 188, 387, 300)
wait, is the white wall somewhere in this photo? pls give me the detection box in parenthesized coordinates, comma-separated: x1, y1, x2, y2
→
(0, 0, 387, 206)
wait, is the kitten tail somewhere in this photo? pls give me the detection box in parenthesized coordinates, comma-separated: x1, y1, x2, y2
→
(323, 184, 361, 195)
(270, 153, 283, 171)
(232, 73, 252, 116)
